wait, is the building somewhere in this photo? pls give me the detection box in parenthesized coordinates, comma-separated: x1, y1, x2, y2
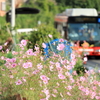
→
(15, 0, 28, 8)
(0, 0, 6, 16)
(0, 0, 28, 17)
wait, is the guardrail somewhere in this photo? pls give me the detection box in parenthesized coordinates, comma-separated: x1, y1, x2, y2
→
(16, 28, 37, 34)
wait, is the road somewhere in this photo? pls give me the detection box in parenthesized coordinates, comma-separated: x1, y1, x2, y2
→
(84, 57, 100, 73)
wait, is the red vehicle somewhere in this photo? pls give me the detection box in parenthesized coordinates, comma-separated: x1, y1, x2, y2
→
(54, 11, 100, 59)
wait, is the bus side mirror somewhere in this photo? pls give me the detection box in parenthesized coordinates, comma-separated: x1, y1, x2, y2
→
(63, 26, 67, 31)
(63, 26, 68, 39)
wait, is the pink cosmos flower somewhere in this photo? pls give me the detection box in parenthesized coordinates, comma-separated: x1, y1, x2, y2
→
(24, 71, 29, 75)
(15, 79, 22, 85)
(95, 96, 100, 100)
(66, 65, 72, 70)
(40, 75, 49, 81)
(0, 46, 3, 50)
(98, 82, 100, 86)
(55, 62, 62, 71)
(93, 80, 98, 85)
(34, 46, 39, 51)
(57, 43, 65, 51)
(42, 88, 50, 98)
(92, 86, 97, 90)
(32, 52, 37, 56)
(42, 43, 46, 48)
(40, 75, 47, 80)
(26, 49, 33, 55)
(67, 85, 72, 90)
(58, 73, 65, 79)
(19, 44, 23, 48)
(80, 76, 86, 82)
(48, 34, 52, 38)
(9, 75, 14, 78)
(23, 63, 29, 68)
(43, 80, 49, 84)
(61, 59, 67, 65)
(6, 58, 11, 62)
(56, 82, 60, 86)
(67, 92, 71, 96)
(66, 60, 70, 64)
(21, 39, 27, 46)
(59, 38, 64, 42)
(11, 58, 16, 63)
(70, 78, 75, 83)
(85, 89, 90, 95)
(6, 49, 9, 53)
(1, 56, 5, 60)
(40, 98, 46, 100)
(55, 62, 61, 68)
(72, 71, 77, 75)
(71, 53, 76, 59)
(4, 42, 8, 46)
(22, 77, 26, 82)
(27, 62, 32, 67)
(79, 85, 84, 90)
(40, 56, 44, 61)
(32, 70, 40, 74)
(11, 63, 17, 68)
(37, 63, 43, 70)
(90, 92, 96, 99)
(71, 60, 76, 66)
(90, 69, 95, 75)
(65, 72, 71, 76)
(53, 89, 58, 93)
(4, 62, 11, 68)
(40, 75, 49, 84)
(49, 65, 54, 71)
(12, 51, 18, 55)
(23, 62, 32, 68)
(49, 61, 55, 64)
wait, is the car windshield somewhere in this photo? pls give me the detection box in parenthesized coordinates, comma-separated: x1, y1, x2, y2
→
(67, 23, 100, 41)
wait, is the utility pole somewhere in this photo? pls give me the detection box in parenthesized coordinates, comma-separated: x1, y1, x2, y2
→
(11, 0, 15, 35)
(11, 0, 16, 50)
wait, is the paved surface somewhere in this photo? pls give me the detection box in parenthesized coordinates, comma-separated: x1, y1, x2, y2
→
(84, 57, 100, 73)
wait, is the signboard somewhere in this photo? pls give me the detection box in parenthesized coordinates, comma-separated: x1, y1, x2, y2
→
(0, 0, 6, 16)
(68, 16, 100, 23)
(6, 7, 40, 22)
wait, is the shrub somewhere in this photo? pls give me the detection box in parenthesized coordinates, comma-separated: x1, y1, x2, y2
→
(0, 24, 11, 45)
(27, 24, 61, 50)
(73, 55, 88, 75)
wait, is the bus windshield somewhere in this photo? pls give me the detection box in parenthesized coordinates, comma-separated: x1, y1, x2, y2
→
(67, 23, 100, 41)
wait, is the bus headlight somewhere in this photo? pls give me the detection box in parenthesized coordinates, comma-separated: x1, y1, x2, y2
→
(94, 49, 100, 52)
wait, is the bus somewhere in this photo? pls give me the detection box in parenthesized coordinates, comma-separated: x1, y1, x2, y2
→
(55, 16, 100, 58)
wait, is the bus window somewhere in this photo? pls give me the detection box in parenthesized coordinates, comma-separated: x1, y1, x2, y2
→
(67, 23, 100, 41)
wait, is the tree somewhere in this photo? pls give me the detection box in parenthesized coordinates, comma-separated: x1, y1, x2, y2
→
(55, 0, 100, 12)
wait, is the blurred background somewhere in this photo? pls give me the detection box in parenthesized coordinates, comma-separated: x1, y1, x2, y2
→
(1, 0, 100, 28)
